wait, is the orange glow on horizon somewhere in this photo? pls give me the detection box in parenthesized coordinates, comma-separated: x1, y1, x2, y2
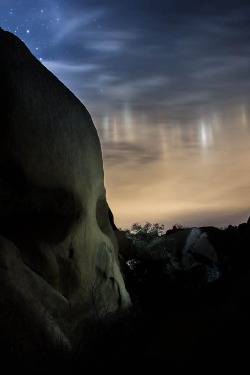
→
(95, 106, 250, 231)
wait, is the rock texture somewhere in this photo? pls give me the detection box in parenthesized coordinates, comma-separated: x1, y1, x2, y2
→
(0, 27, 130, 371)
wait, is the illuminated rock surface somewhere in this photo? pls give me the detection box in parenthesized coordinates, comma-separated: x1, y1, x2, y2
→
(0, 27, 131, 372)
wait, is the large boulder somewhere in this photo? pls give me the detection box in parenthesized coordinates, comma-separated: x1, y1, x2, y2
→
(0, 27, 131, 370)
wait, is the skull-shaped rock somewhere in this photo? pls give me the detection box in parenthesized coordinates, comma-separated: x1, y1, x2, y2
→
(0, 28, 131, 359)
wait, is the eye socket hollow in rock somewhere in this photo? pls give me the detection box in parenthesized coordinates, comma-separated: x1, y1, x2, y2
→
(0, 160, 27, 191)
(0, 186, 83, 244)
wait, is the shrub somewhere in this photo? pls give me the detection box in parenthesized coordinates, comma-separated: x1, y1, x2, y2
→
(125, 222, 166, 258)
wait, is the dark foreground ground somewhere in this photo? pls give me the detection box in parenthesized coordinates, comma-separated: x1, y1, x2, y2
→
(1, 220, 250, 373)
(85, 220, 250, 372)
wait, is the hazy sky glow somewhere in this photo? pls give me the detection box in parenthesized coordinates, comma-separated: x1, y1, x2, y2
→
(1, 0, 250, 229)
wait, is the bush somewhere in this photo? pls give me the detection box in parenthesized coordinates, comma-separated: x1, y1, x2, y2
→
(125, 222, 166, 258)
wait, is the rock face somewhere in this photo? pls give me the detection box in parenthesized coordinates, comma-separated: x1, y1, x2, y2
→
(0, 27, 131, 367)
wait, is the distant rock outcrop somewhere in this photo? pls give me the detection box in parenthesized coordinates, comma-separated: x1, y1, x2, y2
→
(110, 217, 250, 370)
(0, 27, 131, 372)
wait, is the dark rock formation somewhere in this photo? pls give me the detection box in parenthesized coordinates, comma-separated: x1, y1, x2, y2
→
(0, 27, 131, 374)
(109, 217, 250, 371)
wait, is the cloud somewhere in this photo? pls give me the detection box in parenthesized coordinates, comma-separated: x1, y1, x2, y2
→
(43, 60, 99, 73)
(3, 0, 250, 124)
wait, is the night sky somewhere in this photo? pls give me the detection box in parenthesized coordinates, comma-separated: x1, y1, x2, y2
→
(1, 0, 250, 230)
